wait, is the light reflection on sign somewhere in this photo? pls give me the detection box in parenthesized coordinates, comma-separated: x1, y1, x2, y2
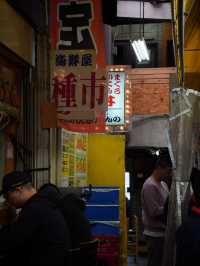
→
(106, 71, 125, 125)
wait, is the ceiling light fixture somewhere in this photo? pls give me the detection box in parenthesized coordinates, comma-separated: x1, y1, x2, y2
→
(131, 38, 149, 62)
(131, 1, 150, 63)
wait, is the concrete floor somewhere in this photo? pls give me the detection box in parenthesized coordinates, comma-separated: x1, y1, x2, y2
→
(128, 255, 147, 266)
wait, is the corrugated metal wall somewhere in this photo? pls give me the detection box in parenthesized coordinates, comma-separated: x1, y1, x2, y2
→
(172, 0, 200, 89)
(33, 32, 51, 188)
(16, 5, 51, 188)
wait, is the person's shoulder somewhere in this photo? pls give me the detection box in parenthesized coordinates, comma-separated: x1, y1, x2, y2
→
(161, 181, 169, 190)
(177, 214, 200, 232)
(142, 176, 156, 188)
(24, 194, 55, 214)
(143, 176, 151, 184)
(176, 218, 198, 242)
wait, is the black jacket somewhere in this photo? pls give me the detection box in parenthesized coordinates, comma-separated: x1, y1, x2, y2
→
(39, 184, 91, 248)
(0, 193, 70, 266)
(176, 211, 200, 266)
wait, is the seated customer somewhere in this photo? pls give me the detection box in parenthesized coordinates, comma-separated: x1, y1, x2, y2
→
(0, 171, 70, 266)
(39, 183, 91, 248)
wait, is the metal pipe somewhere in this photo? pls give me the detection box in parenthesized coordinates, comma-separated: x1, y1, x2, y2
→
(178, 0, 184, 87)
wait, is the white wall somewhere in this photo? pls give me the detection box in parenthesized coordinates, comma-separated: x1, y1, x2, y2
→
(127, 116, 170, 148)
(117, 1, 172, 20)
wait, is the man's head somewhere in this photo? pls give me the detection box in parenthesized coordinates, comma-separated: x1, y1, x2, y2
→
(154, 157, 172, 181)
(0, 171, 36, 208)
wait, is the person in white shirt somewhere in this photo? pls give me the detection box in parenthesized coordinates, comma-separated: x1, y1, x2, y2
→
(141, 157, 171, 266)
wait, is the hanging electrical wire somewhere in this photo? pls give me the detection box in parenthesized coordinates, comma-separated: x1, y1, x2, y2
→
(130, 0, 150, 62)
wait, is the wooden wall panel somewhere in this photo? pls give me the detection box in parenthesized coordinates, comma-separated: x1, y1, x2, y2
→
(128, 68, 176, 115)
(132, 83, 170, 115)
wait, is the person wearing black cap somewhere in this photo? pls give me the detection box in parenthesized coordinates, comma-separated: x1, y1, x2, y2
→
(38, 183, 91, 249)
(0, 171, 71, 266)
(176, 167, 200, 266)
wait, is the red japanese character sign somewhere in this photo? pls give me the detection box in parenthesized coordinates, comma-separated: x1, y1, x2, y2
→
(52, 68, 107, 116)
(50, 0, 106, 131)
(50, 0, 106, 67)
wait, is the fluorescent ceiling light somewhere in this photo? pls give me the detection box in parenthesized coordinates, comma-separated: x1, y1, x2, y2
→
(131, 41, 142, 62)
(140, 38, 150, 61)
(131, 38, 150, 62)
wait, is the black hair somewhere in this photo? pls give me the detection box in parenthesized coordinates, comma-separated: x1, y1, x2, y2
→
(39, 183, 60, 194)
(38, 183, 62, 204)
(155, 156, 172, 169)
